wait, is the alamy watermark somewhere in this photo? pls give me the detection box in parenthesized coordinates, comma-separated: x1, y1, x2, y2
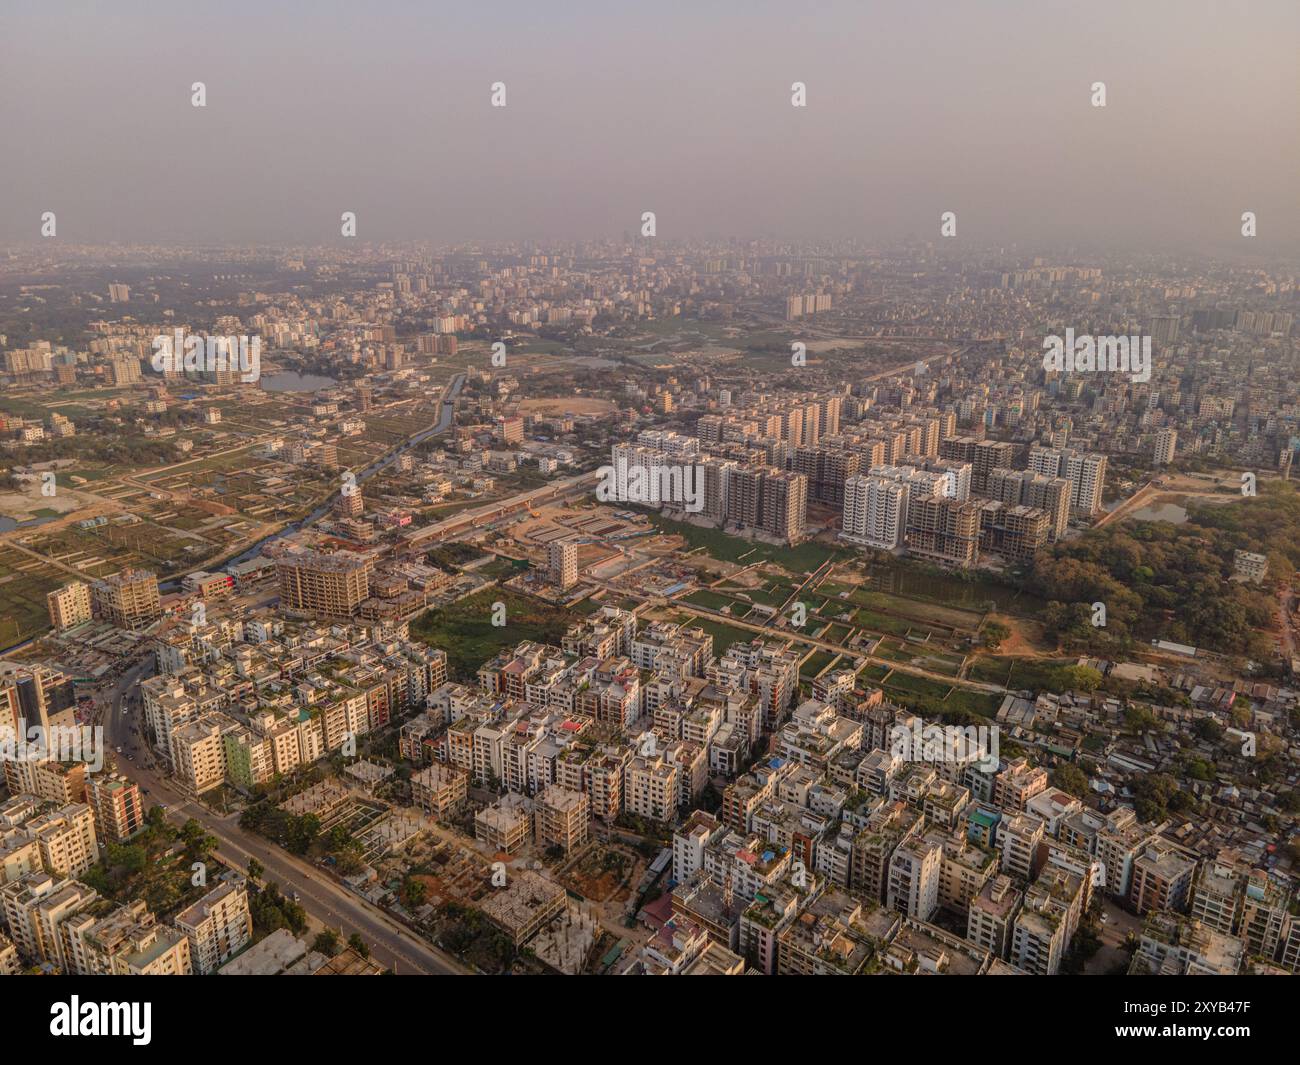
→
(151, 329, 261, 383)
(596, 462, 704, 512)
(890, 720, 1000, 772)
(1042, 328, 1150, 383)
(0, 720, 105, 772)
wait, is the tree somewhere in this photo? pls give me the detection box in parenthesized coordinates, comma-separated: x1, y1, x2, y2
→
(1124, 704, 1159, 734)
(313, 930, 341, 956)
(176, 818, 218, 860)
(402, 877, 427, 908)
(981, 620, 1011, 651)
(247, 858, 264, 882)
(1050, 763, 1089, 798)
(347, 933, 370, 958)
(1193, 717, 1224, 743)
(1071, 665, 1105, 691)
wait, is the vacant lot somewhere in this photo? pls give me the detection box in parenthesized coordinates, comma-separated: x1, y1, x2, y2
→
(412, 588, 578, 680)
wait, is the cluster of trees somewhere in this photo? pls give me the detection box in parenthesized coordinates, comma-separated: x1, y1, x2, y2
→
(437, 903, 516, 973)
(81, 811, 218, 916)
(249, 880, 307, 938)
(19, 428, 179, 469)
(1030, 490, 1291, 659)
(425, 543, 484, 572)
(240, 804, 321, 855)
(312, 929, 371, 958)
(323, 823, 366, 876)
(981, 619, 1011, 650)
(1129, 772, 1198, 823)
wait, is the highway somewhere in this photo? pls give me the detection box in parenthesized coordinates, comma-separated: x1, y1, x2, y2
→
(402, 467, 599, 548)
(99, 659, 468, 975)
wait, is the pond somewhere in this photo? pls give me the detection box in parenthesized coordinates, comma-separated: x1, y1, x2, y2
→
(1128, 501, 1188, 524)
(260, 371, 338, 393)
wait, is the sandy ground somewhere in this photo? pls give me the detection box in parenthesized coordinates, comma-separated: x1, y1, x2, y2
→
(0, 485, 108, 523)
(983, 614, 1055, 657)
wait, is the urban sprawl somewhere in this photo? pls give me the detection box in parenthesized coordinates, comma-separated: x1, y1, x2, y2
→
(0, 239, 1297, 977)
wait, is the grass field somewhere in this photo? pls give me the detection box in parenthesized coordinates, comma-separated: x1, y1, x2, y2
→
(968, 656, 1085, 693)
(674, 613, 755, 656)
(0, 547, 64, 647)
(941, 688, 1004, 718)
(800, 650, 837, 680)
(412, 588, 578, 680)
(642, 511, 843, 571)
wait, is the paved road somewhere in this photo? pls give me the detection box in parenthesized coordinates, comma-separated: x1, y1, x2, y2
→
(100, 660, 468, 975)
(403, 467, 598, 548)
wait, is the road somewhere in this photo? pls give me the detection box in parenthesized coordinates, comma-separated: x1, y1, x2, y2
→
(222, 372, 467, 570)
(403, 467, 598, 548)
(580, 570, 1007, 695)
(1094, 481, 1156, 529)
(99, 659, 468, 975)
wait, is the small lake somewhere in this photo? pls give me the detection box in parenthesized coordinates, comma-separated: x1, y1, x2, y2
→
(260, 371, 338, 393)
(0, 514, 57, 533)
(1128, 502, 1188, 524)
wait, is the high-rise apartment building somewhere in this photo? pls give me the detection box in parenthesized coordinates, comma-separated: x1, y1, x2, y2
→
(1028, 447, 1106, 516)
(549, 540, 579, 591)
(276, 552, 370, 617)
(536, 786, 590, 854)
(1153, 427, 1177, 466)
(762, 470, 807, 543)
(334, 486, 364, 518)
(87, 773, 146, 844)
(91, 569, 161, 630)
(47, 581, 93, 630)
(175, 879, 252, 975)
(906, 496, 980, 566)
(0, 663, 78, 735)
(841, 473, 907, 549)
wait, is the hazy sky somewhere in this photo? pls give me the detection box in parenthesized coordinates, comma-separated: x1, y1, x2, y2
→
(2, 0, 1297, 251)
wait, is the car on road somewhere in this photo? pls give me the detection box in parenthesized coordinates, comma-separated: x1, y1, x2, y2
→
(115, 746, 122, 753)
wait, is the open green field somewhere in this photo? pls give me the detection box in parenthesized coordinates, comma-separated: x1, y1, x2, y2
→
(882, 672, 953, 700)
(874, 637, 966, 677)
(683, 588, 736, 610)
(642, 512, 843, 571)
(0, 547, 64, 647)
(968, 656, 1085, 694)
(412, 588, 578, 681)
(800, 650, 838, 680)
(673, 613, 754, 657)
(858, 559, 1044, 617)
(852, 608, 914, 637)
(941, 688, 1004, 718)
(848, 587, 982, 633)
